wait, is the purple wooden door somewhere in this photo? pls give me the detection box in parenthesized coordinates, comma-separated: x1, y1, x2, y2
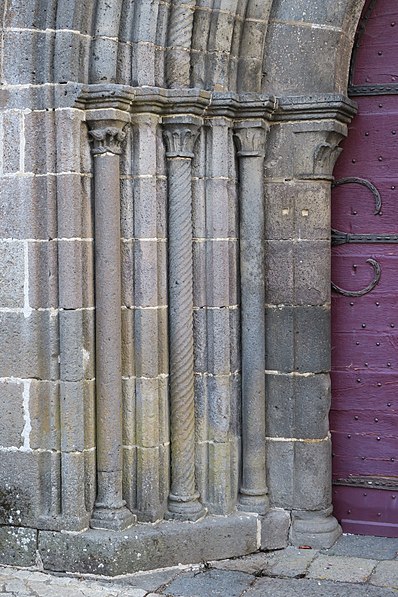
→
(331, 0, 398, 537)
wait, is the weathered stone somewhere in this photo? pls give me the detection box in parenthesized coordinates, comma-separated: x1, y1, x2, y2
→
(261, 509, 291, 551)
(0, 527, 37, 568)
(269, 0, 351, 26)
(291, 508, 342, 550)
(0, 380, 25, 448)
(28, 241, 58, 309)
(0, 451, 50, 527)
(0, 241, 25, 308)
(0, 175, 57, 240)
(29, 380, 61, 451)
(57, 239, 94, 309)
(39, 514, 259, 575)
(266, 440, 295, 508)
(121, 307, 168, 377)
(259, 545, 317, 577)
(0, 0, 372, 573)
(59, 310, 94, 381)
(164, 568, 253, 597)
(369, 561, 398, 589)
(265, 306, 330, 373)
(307, 554, 377, 583)
(293, 440, 333, 510)
(263, 24, 344, 95)
(56, 174, 92, 239)
(245, 577, 398, 597)
(193, 308, 238, 375)
(294, 241, 330, 306)
(1, 111, 21, 174)
(0, 311, 59, 380)
(264, 181, 330, 241)
(322, 534, 398, 560)
(265, 373, 331, 439)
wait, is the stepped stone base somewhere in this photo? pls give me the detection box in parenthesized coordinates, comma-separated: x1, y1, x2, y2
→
(0, 510, 296, 575)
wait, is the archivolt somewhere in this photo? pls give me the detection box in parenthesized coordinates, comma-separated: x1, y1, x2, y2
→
(1, 0, 367, 94)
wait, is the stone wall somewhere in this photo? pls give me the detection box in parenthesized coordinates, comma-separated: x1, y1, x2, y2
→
(0, 0, 366, 574)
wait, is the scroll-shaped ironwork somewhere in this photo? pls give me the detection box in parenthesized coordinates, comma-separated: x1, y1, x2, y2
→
(332, 177, 382, 215)
(332, 258, 381, 297)
(332, 177, 385, 297)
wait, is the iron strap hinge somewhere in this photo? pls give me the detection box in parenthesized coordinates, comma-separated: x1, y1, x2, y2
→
(332, 229, 398, 246)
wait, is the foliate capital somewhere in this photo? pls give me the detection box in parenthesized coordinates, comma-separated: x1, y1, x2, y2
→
(293, 124, 347, 180)
(162, 117, 201, 158)
(88, 123, 127, 156)
(233, 121, 267, 158)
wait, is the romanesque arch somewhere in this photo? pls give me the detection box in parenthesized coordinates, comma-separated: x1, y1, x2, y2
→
(0, 0, 367, 574)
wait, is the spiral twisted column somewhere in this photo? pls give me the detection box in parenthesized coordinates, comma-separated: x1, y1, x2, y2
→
(166, 0, 196, 87)
(87, 113, 135, 531)
(163, 116, 205, 520)
(234, 120, 269, 515)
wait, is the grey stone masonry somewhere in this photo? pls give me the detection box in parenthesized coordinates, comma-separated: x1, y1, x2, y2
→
(265, 95, 356, 549)
(0, 0, 368, 576)
(0, 534, 397, 595)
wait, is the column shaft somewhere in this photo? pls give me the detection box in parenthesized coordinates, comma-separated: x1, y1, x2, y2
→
(88, 120, 135, 531)
(168, 157, 196, 501)
(94, 152, 123, 505)
(163, 118, 205, 520)
(234, 123, 269, 515)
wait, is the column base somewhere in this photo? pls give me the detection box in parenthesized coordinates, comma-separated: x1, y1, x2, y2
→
(166, 493, 207, 522)
(90, 506, 136, 531)
(238, 491, 269, 516)
(290, 507, 342, 549)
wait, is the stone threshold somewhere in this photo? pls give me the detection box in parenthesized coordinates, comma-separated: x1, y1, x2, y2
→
(37, 513, 261, 576)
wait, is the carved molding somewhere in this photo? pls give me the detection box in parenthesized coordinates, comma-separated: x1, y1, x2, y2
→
(162, 124, 199, 158)
(294, 126, 346, 180)
(88, 126, 127, 155)
(314, 140, 343, 175)
(233, 122, 267, 157)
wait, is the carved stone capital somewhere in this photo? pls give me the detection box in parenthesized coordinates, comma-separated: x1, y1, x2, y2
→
(88, 122, 127, 156)
(293, 122, 347, 180)
(233, 121, 267, 157)
(162, 125, 199, 158)
(162, 116, 202, 158)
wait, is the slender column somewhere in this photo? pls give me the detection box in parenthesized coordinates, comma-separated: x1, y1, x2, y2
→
(87, 115, 135, 530)
(234, 121, 269, 515)
(163, 116, 205, 520)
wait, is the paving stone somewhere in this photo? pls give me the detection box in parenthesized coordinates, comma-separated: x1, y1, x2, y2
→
(163, 568, 253, 597)
(260, 546, 318, 578)
(10, 569, 49, 582)
(322, 535, 398, 560)
(307, 554, 377, 583)
(33, 586, 87, 597)
(3, 579, 31, 594)
(244, 577, 398, 597)
(112, 568, 181, 591)
(369, 560, 398, 589)
(210, 552, 278, 574)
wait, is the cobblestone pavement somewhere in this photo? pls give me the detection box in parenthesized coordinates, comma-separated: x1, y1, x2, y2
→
(0, 535, 397, 596)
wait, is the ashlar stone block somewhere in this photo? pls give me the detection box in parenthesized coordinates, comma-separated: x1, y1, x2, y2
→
(0, 241, 24, 308)
(265, 305, 330, 373)
(265, 373, 331, 439)
(0, 380, 25, 448)
(0, 527, 37, 568)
